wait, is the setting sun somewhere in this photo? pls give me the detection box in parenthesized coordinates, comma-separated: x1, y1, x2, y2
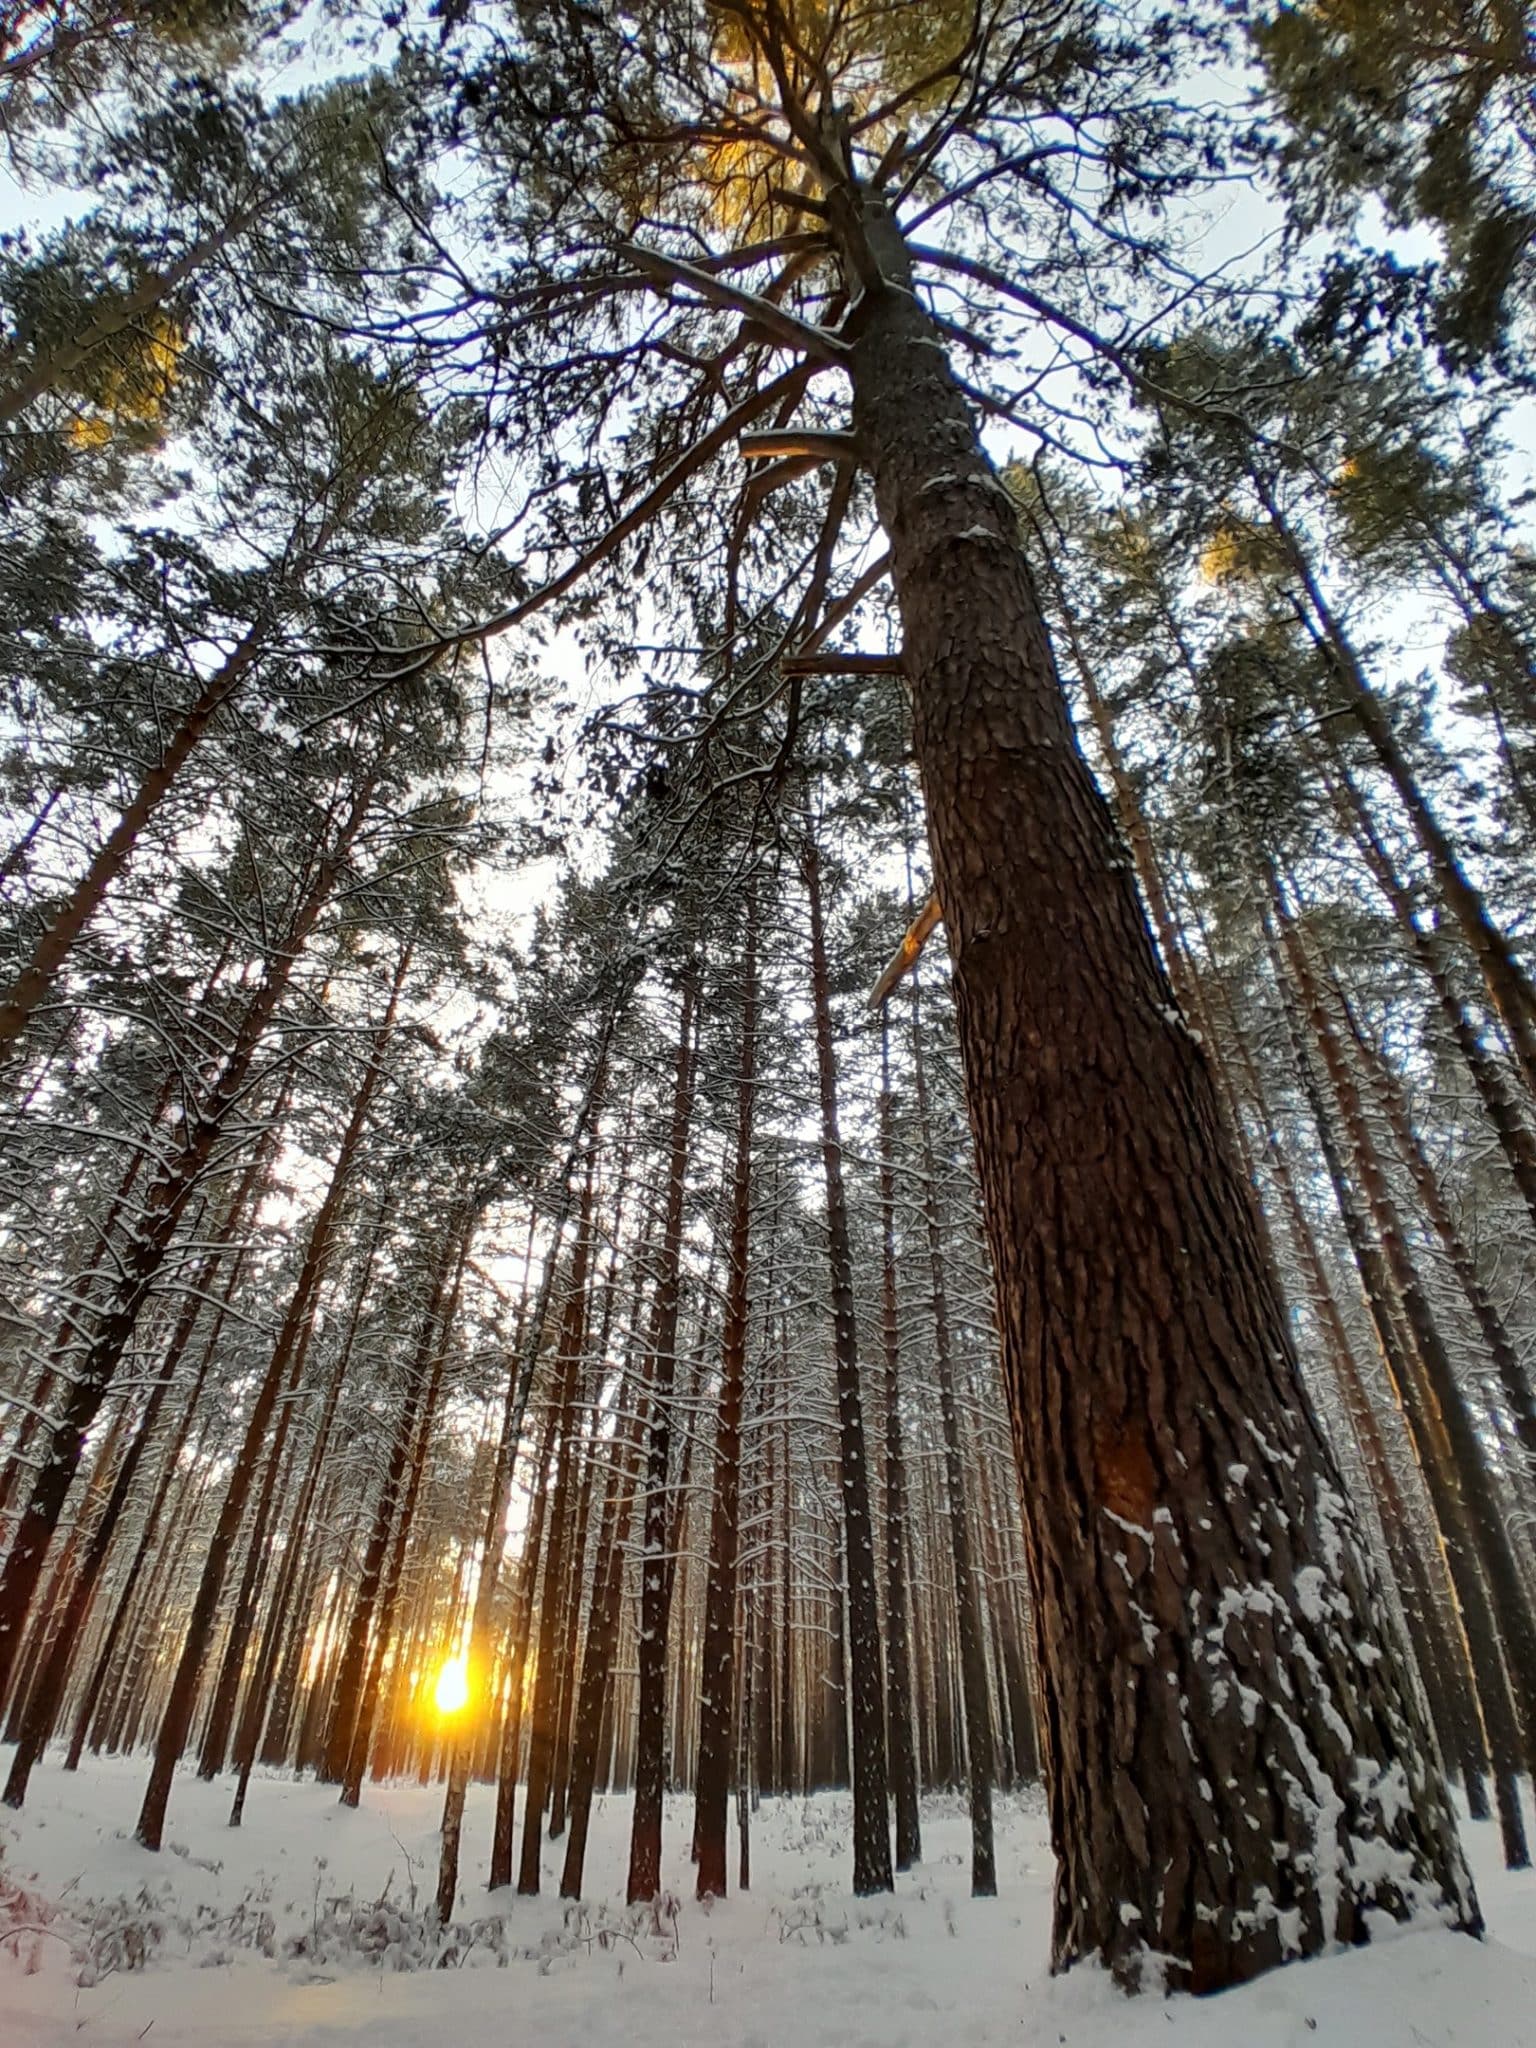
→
(433, 1655, 469, 1717)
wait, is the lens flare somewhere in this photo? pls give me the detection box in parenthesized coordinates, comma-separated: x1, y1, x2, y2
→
(433, 1654, 469, 1716)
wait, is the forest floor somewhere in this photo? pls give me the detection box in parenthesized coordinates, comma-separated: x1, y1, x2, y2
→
(2, 1753, 1536, 2046)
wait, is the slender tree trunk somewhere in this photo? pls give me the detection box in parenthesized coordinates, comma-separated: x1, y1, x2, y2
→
(829, 181, 1476, 1983)
(0, 787, 364, 1705)
(802, 837, 893, 1894)
(1326, 753, 1536, 1232)
(64, 1150, 275, 1776)
(910, 971, 995, 1896)
(230, 1192, 392, 1820)
(324, 1213, 467, 1790)
(1223, 1008, 1490, 1809)
(547, 1396, 601, 1837)
(626, 975, 698, 1904)
(1268, 900, 1531, 1866)
(3, 1362, 176, 1806)
(1276, 892, 1536, 1716)
(342, 1221, 469, 1809)
(1337, 980, 1536, 1465)
(559, 1360, 649, 1898)
(488, 1393, 560, 1891)
(437, 1009, 626, 1921)
(694, 896, 758, 1899)
(1265, 494, 1536, 1098)
(518, 1156, 600, 1894)
(200, 947, 412, 1783)
(0, 630, 264, 1056)
(133, 916, 403, 1848)
(877, 1011, 923, 1870)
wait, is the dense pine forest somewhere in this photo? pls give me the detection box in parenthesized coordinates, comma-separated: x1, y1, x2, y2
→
(2, 0, 1536, 2038)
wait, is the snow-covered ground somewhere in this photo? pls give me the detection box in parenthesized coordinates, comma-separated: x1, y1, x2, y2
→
(3, 1751, 1536, 2046)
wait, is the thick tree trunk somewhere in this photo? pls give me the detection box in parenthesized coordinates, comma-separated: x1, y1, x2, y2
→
(829, 183, 1477, 1985)
(802, 838, 893, 1894)
(694, 896, 758, 1900)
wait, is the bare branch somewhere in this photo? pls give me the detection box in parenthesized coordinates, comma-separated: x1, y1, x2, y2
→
(740, 428, 859, 462)
(868, 895, 943, 1010)
(616, 241, 850, 365)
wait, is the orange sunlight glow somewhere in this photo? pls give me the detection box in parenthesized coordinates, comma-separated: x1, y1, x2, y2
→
(433, 1654, 470, 1716)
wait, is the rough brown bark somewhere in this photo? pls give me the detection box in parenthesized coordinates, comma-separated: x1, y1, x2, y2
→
(828, 180, 1476, 1984)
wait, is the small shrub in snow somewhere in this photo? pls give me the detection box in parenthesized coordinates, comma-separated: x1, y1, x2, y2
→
(0, 1860, 61, 1976)
(74, 1884, 173, 1984)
